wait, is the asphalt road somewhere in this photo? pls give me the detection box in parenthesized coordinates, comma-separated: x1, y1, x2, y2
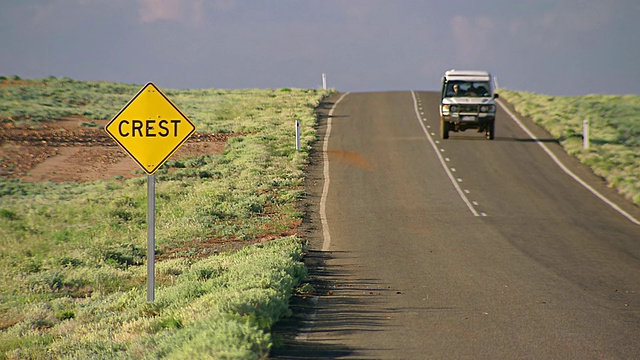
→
(272, 91, 640, 359)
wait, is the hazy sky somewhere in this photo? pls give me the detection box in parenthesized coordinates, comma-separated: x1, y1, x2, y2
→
(2, 0, 639, 95)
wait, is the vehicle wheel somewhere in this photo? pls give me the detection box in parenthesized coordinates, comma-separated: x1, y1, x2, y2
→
(441, 120, 450, 139)
(486, 120, 495, 140)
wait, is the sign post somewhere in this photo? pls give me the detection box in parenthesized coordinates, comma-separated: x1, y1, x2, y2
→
(105, 82, 195, 302)
(147, 174, 156, 301)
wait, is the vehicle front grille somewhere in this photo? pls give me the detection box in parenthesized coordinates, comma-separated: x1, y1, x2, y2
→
(458, 104, 478, 113)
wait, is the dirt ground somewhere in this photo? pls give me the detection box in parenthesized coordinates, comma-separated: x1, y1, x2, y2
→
(0, 117, 298, 255)
(0, 116, 230, 182)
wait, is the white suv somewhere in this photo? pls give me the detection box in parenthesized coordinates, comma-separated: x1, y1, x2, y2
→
(439, 70, 498, 140)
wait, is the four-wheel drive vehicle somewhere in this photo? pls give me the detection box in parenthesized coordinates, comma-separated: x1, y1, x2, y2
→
(439, 70, 498, 140)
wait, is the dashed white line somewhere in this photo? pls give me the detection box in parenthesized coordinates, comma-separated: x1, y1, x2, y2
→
(412, 91, 480, 217)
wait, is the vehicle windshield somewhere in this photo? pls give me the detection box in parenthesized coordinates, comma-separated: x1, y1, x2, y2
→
(446, 81, 491, 97)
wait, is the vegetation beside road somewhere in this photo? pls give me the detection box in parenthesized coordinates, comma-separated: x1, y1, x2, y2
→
(0, 76, 331, 358)
(499, 90, 640, 206)
(2, 76, 637, 358)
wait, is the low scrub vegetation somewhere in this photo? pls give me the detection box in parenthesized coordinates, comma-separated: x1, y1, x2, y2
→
(0, 76, 331, 358)
(499, 90, 640, 206)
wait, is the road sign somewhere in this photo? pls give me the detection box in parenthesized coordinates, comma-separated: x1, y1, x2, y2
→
(105, 82, 196, 175)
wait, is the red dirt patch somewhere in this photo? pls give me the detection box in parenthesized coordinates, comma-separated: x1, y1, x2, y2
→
(0, 116, 294, 256)
(0, 116, 230, 182)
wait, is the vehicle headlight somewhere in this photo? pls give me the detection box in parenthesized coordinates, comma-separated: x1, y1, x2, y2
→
(450, 105, 458, 112)
(480, 105, 495, 112)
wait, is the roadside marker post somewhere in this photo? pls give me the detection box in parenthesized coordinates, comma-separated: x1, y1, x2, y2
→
(322, 73, 327, 90)
(105, 82, 196, 302)
(583, 119, 590, 149)
(296, 119, 301, 151)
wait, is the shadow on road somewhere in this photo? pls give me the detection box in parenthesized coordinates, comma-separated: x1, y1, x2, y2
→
(445, 135, 560, 143)
(270, 250, 392, 359)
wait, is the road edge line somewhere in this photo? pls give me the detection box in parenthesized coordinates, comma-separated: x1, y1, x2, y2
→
(321, 93, 349, 251)
(497, 98, 640, 226)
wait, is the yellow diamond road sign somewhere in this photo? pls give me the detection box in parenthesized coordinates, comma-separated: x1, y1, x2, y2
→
(105, 82, 196, 175)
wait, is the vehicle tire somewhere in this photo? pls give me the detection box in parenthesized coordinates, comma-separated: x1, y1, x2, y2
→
(486, 120, 495, 140)
(441, 120, 450, 139)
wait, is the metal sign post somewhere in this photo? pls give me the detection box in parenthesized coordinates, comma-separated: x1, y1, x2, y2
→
(147, 174, 156, 302)
(105, 82, 195, 303)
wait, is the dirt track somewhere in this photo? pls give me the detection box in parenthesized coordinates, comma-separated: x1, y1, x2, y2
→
(0, 117, 229, 182)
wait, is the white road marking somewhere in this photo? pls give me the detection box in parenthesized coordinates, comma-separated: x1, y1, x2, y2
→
(321, 93, 349, 251)
(412, 91, 480, 216)
(497, 99, 640, 226)
(304, 94, 350, 343)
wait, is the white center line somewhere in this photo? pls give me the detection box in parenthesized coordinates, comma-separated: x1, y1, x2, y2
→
(411, 91, 480, 217)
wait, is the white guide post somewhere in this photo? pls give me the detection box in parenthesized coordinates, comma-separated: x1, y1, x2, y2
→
(296, 119, 301, 151)
(583, 119, 589, 149)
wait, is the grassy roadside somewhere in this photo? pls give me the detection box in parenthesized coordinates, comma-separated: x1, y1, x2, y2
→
(0, 76, 332, 358)
(499, 90, 640, 206)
